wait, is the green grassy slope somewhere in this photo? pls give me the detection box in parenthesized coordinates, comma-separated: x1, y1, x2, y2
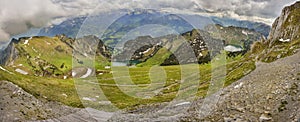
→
(0, 52, 255, 109)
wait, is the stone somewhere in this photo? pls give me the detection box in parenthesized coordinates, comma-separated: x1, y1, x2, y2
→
(259, 114, 272, 122)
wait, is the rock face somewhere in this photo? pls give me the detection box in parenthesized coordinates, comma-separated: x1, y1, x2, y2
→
(0, 80, 79, 121)
(72, 35, 111, 59)
(116, 29, 222, 66)
(205, 24, 263, 47)
(268, 1, 300, 47)
(0, 38, 20, 65)
(162, 29, 212, 65)
(114, 36, 162, 63)
(255, 1, 300, 62)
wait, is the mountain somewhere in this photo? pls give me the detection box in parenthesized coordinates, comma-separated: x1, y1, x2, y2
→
(115, 29, 215, 66)
(102, 11, 196, 47)
(268, 2, 300, 44)
(181, 2, 300, 121)
(204, 24, 263, 50)
(210, 16, 271, 37)
(0, 35, 110, 77)
(1, 2, 299, 121)
(39, 17, 86, 38)
(0, 22, 262, 74)
(252, 1, 300, 62)
(116, 24, 262, 66)
(30, 9, 270, 48)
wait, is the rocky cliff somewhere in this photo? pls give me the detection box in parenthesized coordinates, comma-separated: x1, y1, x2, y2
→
(254, 1, 300, 62)
(115, 30, 218, 66)
(0, 38, 20, 66)
(268, 1, 300, 47)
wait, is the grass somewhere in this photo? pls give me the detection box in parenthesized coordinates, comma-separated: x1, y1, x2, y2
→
(93, 53, 255, 109)
(0, 50, 256, 110)
(136, 48, 172, 67)
(0, 36, 258, 111)
(0, 67, 82, 108)
(9, 36, 111, 77)
(11, 36, 73, 75)
(260, 38, 300, 62)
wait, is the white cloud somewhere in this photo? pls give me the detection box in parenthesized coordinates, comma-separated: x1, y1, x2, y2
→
(0, 0, 67, 43)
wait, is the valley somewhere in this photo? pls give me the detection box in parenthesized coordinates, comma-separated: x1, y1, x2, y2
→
(0, 1, 300, 122)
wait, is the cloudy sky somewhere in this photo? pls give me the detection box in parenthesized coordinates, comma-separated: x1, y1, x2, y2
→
(0, 0, 297, 44)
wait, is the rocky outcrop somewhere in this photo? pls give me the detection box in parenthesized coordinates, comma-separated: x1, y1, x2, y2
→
(0, 38, 20, 65)
(162, 29, 212, 65)
(117, 29, 225, 66)
(114, 36, 162, 63)
(0, 80, 79, 121)
(255, 1, 300, 62)
(205, 24, 263, 51)
(73, 35, 111, 58)
(268, 1, 300, 47)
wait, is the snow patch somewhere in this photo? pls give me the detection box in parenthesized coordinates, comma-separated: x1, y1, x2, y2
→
(234, 82, 243, 89)
(142, 48, 152, 54)
(82, 97, 96, 102)
(62, 93, 68, 98)
(15, 69, 28, 75)
(279, 38, 290, 42)
(175, 102, 190, 106)
(24, 40, 29, 45)
(224, 45, 243, 52)
(24, 37, 32, 45)
(199, 53, 203, 57)
(72, 72, 77, 77)
(99, 101, 111, 105)
(242, 30, 248, 36)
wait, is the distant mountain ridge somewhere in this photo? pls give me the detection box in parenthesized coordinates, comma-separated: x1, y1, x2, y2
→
(34, 9, 270, 47)
(116, 24, 262, 66)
